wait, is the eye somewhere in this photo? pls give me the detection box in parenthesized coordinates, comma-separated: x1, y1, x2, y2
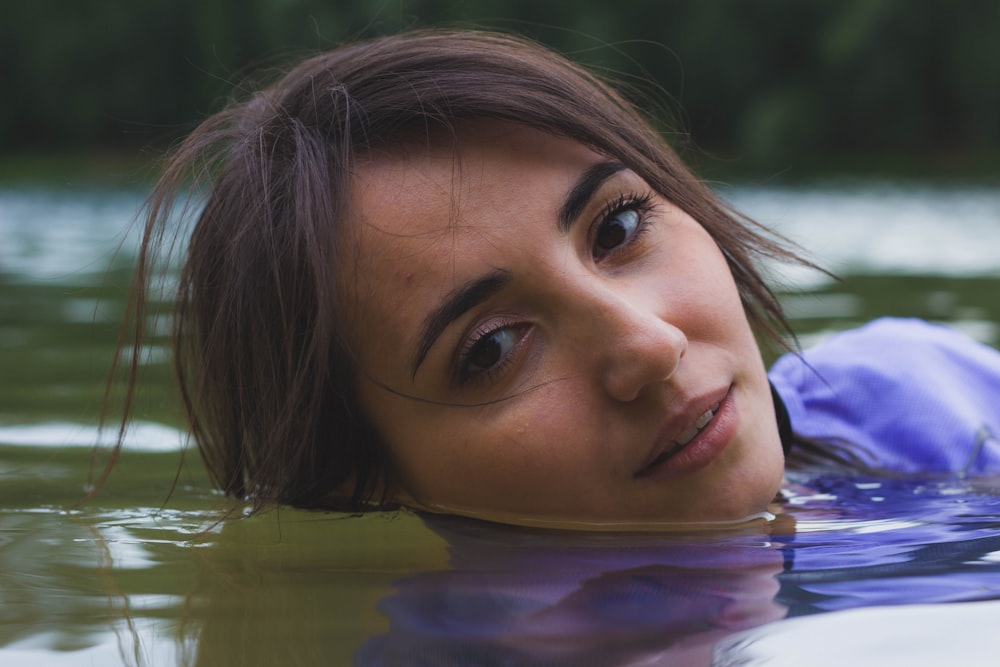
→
(457, 323, 527, 385)
(592, 193, 654, 261)
(468, 328, 515, 371)
(595, 208, 639, 252)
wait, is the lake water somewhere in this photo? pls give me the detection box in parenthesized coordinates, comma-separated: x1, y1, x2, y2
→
(2, 183, 1000, 666)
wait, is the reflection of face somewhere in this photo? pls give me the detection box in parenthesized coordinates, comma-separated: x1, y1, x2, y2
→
(345, 123, 784, 525)
(359, 517, 789, 667)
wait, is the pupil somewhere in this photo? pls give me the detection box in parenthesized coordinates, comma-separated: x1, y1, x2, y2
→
(597, 221, 627, 250)
(470, 335, 502, 369)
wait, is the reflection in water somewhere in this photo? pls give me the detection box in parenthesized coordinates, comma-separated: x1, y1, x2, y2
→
(179, 510, 449, 667)
(776, 475, 1000, 616)
(715, 599, 1000, 666)
(356, 517, 787, 666)
(171, 473, 1000, 666)
(354, 480, 1000, 665)
(5, 458, 1000, 665)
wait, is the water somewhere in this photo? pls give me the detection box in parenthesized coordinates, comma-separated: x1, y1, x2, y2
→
(2, 183, 1000, 666)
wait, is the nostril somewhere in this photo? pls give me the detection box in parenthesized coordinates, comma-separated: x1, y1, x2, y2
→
(601, 318, 687, 403)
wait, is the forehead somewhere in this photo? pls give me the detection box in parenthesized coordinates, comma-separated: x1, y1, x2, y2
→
(353, 124, 600, 230)
(343, 125, 603, 354)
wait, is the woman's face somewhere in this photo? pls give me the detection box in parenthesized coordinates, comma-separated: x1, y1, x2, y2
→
(344, 123, 784, 526)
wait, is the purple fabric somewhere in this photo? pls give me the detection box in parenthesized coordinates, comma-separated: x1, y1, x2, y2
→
(768, 318, 1000, 474)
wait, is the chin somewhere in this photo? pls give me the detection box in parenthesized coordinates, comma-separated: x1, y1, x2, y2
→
(706, 477, 784, 522)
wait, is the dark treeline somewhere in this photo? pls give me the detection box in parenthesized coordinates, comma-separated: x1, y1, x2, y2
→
(3, 0, 999, 175)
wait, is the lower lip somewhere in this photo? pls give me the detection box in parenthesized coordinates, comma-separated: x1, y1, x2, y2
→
(640, 387, 738, 480)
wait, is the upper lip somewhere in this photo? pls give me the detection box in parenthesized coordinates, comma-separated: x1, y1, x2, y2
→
(633, 385, 731, 478)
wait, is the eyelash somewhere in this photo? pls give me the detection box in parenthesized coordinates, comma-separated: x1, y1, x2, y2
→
(454, 191, 658, 387)
(591, 191, 657, 261)
(455, 318, 526, 387)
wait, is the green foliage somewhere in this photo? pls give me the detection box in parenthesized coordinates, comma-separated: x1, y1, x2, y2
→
(3, 0, 999, 174)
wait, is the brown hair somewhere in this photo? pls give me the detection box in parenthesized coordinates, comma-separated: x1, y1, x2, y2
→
(112, 29, 802, 513)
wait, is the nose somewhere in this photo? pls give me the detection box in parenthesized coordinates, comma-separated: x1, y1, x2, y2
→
(574, 285, 688, 403)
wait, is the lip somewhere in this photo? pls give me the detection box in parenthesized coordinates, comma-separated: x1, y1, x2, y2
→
(634, 385, 736, 479)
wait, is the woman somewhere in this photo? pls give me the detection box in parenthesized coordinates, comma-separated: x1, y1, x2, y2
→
(112, 29, 1000, 528)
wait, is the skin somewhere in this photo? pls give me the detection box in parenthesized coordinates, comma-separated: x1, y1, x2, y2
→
(343, 123, 785, 527)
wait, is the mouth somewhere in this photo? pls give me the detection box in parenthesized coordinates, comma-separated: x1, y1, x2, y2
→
(634, 387, 733, 479)
(637, 404, 719, 474)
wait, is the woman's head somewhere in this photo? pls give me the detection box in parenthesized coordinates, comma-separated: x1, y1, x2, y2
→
(348, 122, 785, 525)
(132, 29, 795, 526)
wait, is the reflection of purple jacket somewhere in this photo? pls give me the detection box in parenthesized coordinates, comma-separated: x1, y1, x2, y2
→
(769, 318, 1000, 474)
(775, 474, 1000, 616)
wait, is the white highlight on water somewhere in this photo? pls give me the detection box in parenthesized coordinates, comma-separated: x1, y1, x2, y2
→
(724, 183, 1000, 287)
(0, 421, 185, 452)
(2, 184, 999, 286)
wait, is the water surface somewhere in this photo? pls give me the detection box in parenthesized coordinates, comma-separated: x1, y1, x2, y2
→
(2, 183, 1000, 665)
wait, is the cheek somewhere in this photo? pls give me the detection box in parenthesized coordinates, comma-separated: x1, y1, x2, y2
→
(376, 384, 609, 505)
(654, 230, 747, 330)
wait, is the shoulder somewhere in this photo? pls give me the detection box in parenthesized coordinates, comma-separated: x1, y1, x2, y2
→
(769, 318, 1000, 474)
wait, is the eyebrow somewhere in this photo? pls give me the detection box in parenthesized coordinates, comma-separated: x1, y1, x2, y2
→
(409, 159, 628, 379)
(557, 160, 628, 233)
(411, 269, 511, 378)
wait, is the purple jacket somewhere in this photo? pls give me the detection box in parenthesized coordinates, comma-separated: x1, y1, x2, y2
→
(769, 318, 1000, 474)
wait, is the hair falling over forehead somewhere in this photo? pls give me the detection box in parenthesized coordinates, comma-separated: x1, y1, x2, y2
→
(110, 29, 804, 513)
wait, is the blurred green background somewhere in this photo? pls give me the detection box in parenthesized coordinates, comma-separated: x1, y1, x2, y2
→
(3, 0, 999, 181)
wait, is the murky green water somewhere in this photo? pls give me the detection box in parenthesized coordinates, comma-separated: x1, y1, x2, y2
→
(3, 184, 1000, 665)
